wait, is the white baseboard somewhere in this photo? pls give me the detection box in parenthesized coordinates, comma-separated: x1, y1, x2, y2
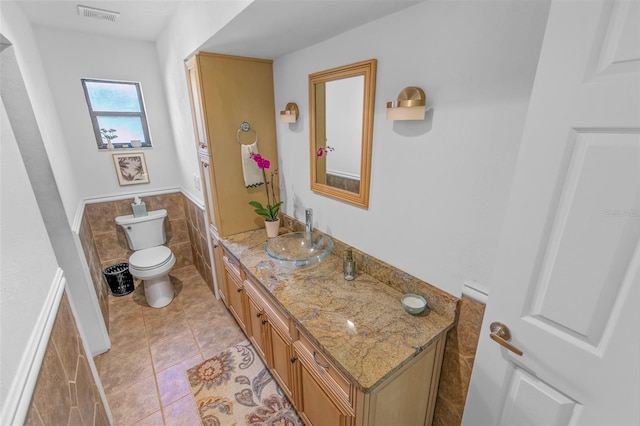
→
(72, 187, 203, 233)
(462, 280, 489, 305)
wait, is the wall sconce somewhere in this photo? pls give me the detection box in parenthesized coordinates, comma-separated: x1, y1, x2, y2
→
(386, 86, 426, 120)
(280, 102, 299, 123)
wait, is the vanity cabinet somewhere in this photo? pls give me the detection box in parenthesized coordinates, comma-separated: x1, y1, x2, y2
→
(292, 325, 445, 426)
(244, 277, 295, 401)
(245, 281, 269, 361)
(222, 254, 248, 334)
(218, 236, 451, 426)
(293, 329, 355, 426)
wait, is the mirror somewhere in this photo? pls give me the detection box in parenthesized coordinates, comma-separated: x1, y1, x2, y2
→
(309, 59, 376, 208)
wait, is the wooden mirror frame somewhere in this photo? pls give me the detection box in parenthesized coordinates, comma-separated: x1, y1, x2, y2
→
(309, 59, 377, 208)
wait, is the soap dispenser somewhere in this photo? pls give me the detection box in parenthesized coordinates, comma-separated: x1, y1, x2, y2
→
(343, 249, 355, 281)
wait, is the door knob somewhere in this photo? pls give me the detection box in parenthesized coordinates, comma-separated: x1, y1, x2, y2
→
(489, 322, 523, 356)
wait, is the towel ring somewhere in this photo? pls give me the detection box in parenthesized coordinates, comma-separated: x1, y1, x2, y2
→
(236, 121, 258, 145)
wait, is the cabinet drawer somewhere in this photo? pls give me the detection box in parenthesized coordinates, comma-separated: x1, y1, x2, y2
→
(244, 277, 291, 340)
(264, 298, 290, 339)
(295, 330, 353, 410)
(223, 254, 242, 281)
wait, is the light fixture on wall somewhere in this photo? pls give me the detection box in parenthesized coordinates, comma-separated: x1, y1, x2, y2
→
(386, 86, 426, 120)
(280, 102, 299, 123)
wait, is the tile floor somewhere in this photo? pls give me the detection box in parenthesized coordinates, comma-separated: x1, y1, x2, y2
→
(95, 265, 246, 425)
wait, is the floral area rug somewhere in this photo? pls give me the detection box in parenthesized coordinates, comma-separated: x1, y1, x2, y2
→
(187, 340, 303, 426)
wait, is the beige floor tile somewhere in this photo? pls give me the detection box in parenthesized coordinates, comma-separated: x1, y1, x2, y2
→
(107, 323, 148, 354)
(145, 312, 192, 345)
(100, 345, 154, 395)
(188, 315, 234, 354)
(149, 331, 200, 372)
(156, 354, 203, 407)
(141, 297, 185, 322)
(170, 265, 202, 281)
(107, 375, 160, 425)
(132, 410, 164, 426)
(177, 285, 216, 311)
(182, 295, 218, 320)
(163, 395, 201, 426)
(109, 294, 144, 325)
(200, 329, 247, 361)
(100, 265, 242, 425)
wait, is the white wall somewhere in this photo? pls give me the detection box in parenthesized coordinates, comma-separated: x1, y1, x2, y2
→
(1, 1, 110, 357)
(273, 0, 550, 297)
(0, 98, 60, 418)
(0, 2, 80, 224)
(155, 1, 253, 202)
(33, 27, 182, 203)
(325, 76, 363, 178)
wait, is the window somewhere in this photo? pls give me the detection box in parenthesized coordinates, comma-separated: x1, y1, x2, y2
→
(81, 79, 152, 149)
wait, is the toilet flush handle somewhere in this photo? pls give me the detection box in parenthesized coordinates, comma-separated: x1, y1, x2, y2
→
(126, 226, 132, 230)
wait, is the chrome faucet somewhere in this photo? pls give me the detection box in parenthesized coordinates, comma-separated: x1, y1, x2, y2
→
(305, 208, 313, 233)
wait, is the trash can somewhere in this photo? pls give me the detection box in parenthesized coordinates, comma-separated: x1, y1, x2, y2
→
(103, 263, 134, 296)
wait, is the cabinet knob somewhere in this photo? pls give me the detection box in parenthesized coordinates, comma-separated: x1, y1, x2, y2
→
(237, 287, 243, 293)
(261, 319, 268, 325)
(256, 312, 262, 318)
(290, 356, 298, 363)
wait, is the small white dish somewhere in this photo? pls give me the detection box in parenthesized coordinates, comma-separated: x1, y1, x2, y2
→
(401, 293, 427, 315)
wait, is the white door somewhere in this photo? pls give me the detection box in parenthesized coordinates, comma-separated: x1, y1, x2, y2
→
(463, 1, 640, 425)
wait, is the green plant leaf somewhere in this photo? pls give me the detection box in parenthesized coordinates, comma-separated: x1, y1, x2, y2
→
(249, 201, 265, 209)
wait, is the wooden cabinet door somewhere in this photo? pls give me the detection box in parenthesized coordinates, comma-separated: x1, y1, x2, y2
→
(224, 269, 247, 334)
(210, 234, 226, 304)
(191, 53, 278, 238)
(246, 290, 268, 361)
(295, 351, 353, 426)
(269, 324, 294, 401)
(184, 56, 207, 152)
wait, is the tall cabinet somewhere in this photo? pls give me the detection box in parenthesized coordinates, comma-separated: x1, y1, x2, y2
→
(185, 52, 279, 301)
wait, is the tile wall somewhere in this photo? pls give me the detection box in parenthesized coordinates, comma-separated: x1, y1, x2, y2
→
(182, 195, 214, 294)
(78, 192, 199, 330)
(282, 214, 485, 426)
(433, 295, 486, 426)
(22, 191, 213, 425)
(24, 291, 109, 425)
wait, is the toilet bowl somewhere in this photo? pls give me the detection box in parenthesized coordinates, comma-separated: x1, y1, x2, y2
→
(115, 209, 176, 308)
(129, 246, 176, 308)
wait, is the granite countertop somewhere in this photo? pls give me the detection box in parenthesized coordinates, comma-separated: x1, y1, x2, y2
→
(221, 228, 455, 393)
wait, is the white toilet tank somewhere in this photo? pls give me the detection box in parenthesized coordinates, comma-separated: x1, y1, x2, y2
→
(115, 209, 168, 251)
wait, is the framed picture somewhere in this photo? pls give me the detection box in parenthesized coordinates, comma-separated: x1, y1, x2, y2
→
(112, 152, 150, 186)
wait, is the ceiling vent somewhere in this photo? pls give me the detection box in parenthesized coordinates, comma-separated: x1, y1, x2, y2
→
(77, 5, 120, 22)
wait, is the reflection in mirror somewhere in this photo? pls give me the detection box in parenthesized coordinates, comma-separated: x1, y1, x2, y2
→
(309, 59, 376, 208)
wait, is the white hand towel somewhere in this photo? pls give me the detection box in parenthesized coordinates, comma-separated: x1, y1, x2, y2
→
(241, 142, 264, 188)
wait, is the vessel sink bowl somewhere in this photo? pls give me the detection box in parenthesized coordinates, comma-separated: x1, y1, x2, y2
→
(265, 231, 334, 270)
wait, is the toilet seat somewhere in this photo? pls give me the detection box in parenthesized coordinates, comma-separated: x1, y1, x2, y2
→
(130, 246, 173, 270)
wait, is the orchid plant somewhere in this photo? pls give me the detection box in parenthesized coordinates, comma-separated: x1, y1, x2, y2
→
(316, 146, 335, 158)
(248, 153, 282, 222)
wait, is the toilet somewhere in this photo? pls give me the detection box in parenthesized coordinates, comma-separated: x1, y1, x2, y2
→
(115, 209, 176, 308)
